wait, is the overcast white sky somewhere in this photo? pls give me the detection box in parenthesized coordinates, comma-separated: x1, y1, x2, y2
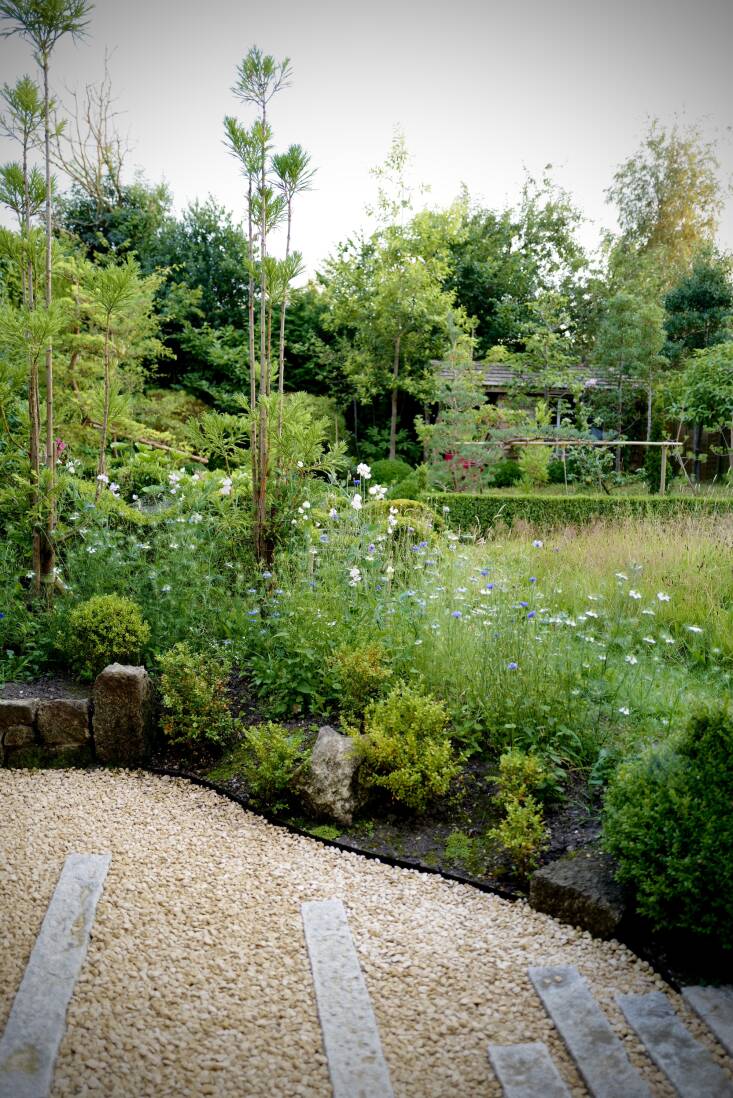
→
(1, 0, 732, 275)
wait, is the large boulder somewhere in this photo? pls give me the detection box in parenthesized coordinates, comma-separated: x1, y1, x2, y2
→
(93, 664, 154, 765)
(529, 850, 627, 939)
(295, 726, 368, 827)
(37, 699, 90, 749)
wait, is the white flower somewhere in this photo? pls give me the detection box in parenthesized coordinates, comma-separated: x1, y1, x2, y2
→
(625, 655, 638, 665)
(219, 476, 233, 497)
(656, 592, 670, 602)
(356, 462, 372, 479)
(629, 589, 642, 600)
(615, 572, 628, 581)
(348, 565, 362, 587)
(368, 483, 387, 500)
(96, 473, 109, 484)
(642, 636, 656, 645)
(351, 493, 362, 511)
(132, 494, 139, 501)
(586, 610, 599, 619)
(302, 500, 311, 509)
(189, 512, 203, 524)
(297, 460, 304, 468)
(442, 505, 450, 513)
(161, 584, 171, 593)
(686, 625, 703, 634)
(641, 609, 656, 616)
(191, 473, 200, 482)
(618, 706, 630, 716)
(532, 539, 543, 548)
(385, 564, 395, 576)
(328, 508, 338, 520)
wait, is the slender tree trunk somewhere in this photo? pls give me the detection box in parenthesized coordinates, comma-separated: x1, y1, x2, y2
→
(95, 325, 111, 499)
(693, 422, 702, 484)
(256, 104, 269, 560)
(20, 128, 42, 589)
(277, 199, 292, 437)
(646, 382, 653, 442)
(41, 55, 56, 587)
(615, 379, 623, 474)
(246, 174, 258, 531)
(389, 333, 401, 460)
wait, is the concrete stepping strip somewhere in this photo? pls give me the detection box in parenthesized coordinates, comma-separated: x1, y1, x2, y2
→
(618, 991, 733, 1098)
(528, 965, 651, 1098)
(301, 898, 394, 1098)
(488, 1041, 570, 1097)
(0, 853, 111, 1098)
(682, 985, 733, 1059)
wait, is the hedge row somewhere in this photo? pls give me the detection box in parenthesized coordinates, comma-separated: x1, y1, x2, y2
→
(423, 492, 733, 531)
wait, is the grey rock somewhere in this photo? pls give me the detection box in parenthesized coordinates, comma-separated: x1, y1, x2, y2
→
(295, 726, 367, 826)
(0, 699, 38, 730)
(37, 699, 90, 748)
(93, 664, 153, 765)
(529, 851, 626, 939)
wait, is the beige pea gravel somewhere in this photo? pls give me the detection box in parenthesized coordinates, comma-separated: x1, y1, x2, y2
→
(1, 770, 731, 1098)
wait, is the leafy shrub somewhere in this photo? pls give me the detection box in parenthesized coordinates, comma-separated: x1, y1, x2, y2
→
(547, 459, 566, 485)
(489, 459, 522, 488)
(66, 594, 150, 680)
(332, 642, 392, 722)
(603, 700, 733, 946)
(238, 721, 305, 806)
(487, 794, 548, 877)
(356, 682, 459, 811)
(495, 749, 550, 803)
(388, 465, 428, 500)
(371, 458, 413, 485)
(366, 496, 439, 539)
(518, 446, 551, 488)
(424, 492, 733, 532)
(159, 642, 235, 748)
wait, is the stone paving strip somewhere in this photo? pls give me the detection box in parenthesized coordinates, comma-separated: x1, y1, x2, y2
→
(302, 899, 394, 1098)
(2, 770, 732, 1097)
(0, 853, 110, 1098)
(529, 965, 652, 1098)
(487, 1041, 570, 1097)
(681, 986, 733, 1059)
(617, 992, 733, 1098)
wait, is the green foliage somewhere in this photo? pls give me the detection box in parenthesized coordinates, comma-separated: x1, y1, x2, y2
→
(487, 794, 548, 878)
(603, 700, 733, 946)
(490, 459, 522, 488)
(425, 492, 733, 532)
(307, 823, 342, 840)
(66, 594, 150, 680)
(159, 641, 234, 748)
(238, 721, 305, 806)
(370, 458, 413, 485)
(674, 342, 733, 431)
(494, 749, 550, 803)
(332, 642, 392, 721)
(518, 445, 551, 488)
(388, 467, 427, 500)
(443, 830, 484, 874)
(356, 682, 459, 811)
(664, 253, 733, 363)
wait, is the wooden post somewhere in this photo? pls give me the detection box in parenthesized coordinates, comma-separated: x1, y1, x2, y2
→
(562, 444, 568, 495)
(660, 444, 667, 495)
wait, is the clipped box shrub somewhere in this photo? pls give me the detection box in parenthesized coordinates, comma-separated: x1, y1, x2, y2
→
(238, 721, 305, 806)
(67, 594, 150, 680)
(355, 682, 459, 812)
(603, 700, 733, 946)
(424, 492, 733, 532)
(370, 458, 413, 485)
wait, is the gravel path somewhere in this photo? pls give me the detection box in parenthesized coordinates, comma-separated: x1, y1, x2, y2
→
(1, 769, 731, 1098)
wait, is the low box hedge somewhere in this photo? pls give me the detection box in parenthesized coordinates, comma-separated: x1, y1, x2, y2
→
(423, 492, 733, 531)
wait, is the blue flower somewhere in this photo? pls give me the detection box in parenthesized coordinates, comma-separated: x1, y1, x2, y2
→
(480, 567, 490, 576)
(262, 571, 272, 579)
(507, 661, 518, 670)
(519, 601, 529, 608)
(353, 477, 361, 486)
(247, 608, 260, 616)
(319, 534, 330, 543)
(376, 584, 382, 591)
(529, 576, 537, 584)
(0, 612, 4, 620)
(419, 540, 428, 548)
(275, 588, 285, 595)
(451, 610, 462, 618)
(485, 583, 494, 591)
(527, 610, 536, 619)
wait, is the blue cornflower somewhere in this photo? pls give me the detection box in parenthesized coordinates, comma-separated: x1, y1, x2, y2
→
(247, 587, 257, 595)
(485, 583, 494, 591)
(507, 661, 518, 670)
(0, 612, 4, 620)
(376, 584, 382, 591)
(247, 608, 260, 616)
(527, 610, 536, 619)
(519, 600, 529, 608)
(480, 567, 490, 576)
(368, 543, 375, 553)
(353, 477, 361, 486)
(319, 534, 329, 543)
(451, 610, 462, 618)
(529, 576, 537, 584)
(419, 540, 428, 548)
